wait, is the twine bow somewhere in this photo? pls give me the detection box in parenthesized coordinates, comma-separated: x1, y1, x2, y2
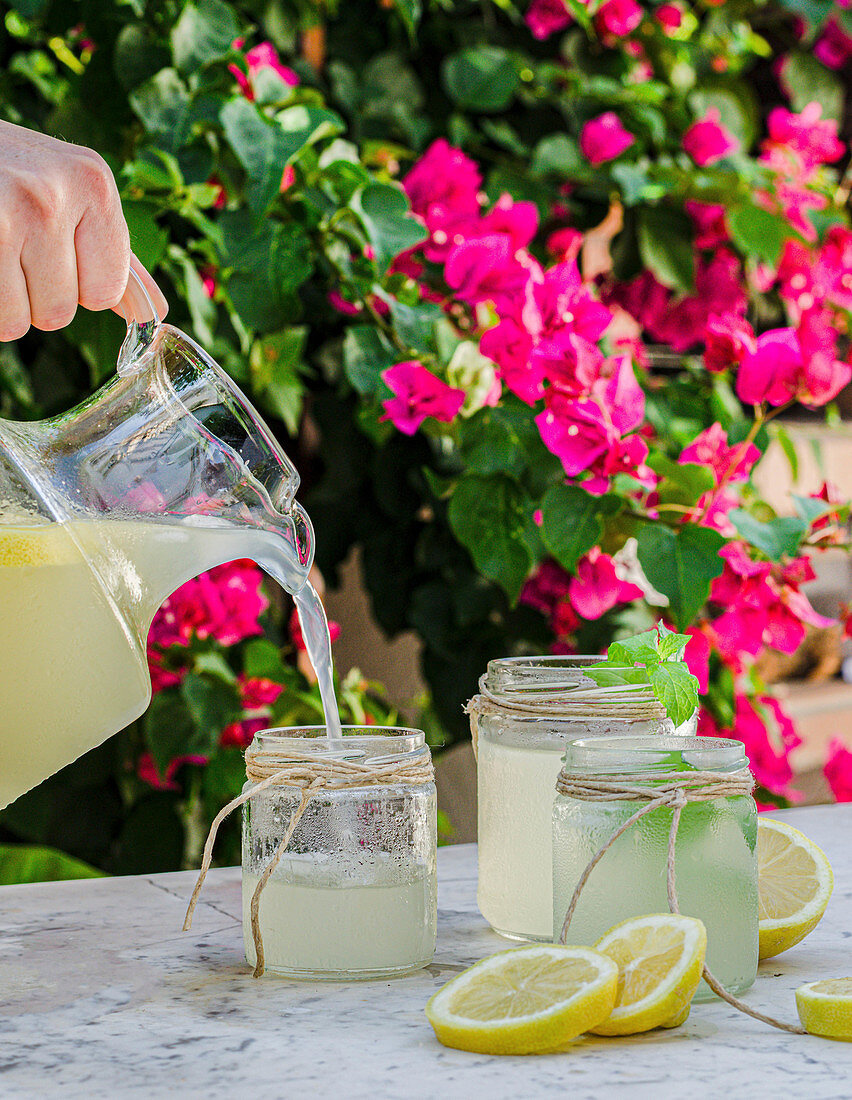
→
(556, 767, 806, 1035)
(183, 743, 434, 977)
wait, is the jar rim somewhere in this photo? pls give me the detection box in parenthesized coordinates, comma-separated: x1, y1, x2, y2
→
(564, 734, 748, 773)
(250, 725, 427, 761)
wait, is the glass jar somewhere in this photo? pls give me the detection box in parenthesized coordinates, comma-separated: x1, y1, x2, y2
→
(552, 734, 758, 1001)
(241, 726, 437, 980)
(471, 656, 686, 943)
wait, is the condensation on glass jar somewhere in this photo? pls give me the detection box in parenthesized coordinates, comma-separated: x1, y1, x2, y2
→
(470, 656, 690, 943)
(552, 735, 758, 1002)
(241, 727, 437, 980)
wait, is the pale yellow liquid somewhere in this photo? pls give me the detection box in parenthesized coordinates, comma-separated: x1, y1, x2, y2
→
(477, 738, 565, 941)
(243, 857, 437, 977)
(0, 518, 325, 810)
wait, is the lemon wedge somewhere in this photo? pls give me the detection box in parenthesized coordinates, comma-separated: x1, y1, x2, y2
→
(591, 914, 707, 1036)
(758, 818, 833, 961)
(796, 978, 852, 1040)
(425, 944, 618, 1054)
(0, 525, 71, 567)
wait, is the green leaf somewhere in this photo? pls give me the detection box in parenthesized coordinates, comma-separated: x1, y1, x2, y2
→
(250, 327, 308, 434)
(391, 0, 422, 40)
(172, 0, 239, 75)
(220, 98, 293, 212)
(530, 134, 584, 178)
(243, 638, 289, 682)
(276, 104, 345, 153)
(448, 475, 533, 603)
(648, 454, 715, 508)
(460, 408, 529, 479)
(343, 325, 397, 395)
(636, 524, 725, 629)
(144, 691, 197, 777)
(729, 510, 807, 561)
(0, 844, 104, 885)
(122, 200, 168, 271)
(729, 205, 792, 267)
(442, 47, 519, 113)
(386, 297, 443, 354)
(351, 183, 427, 275)
(129, 69, 190, 151)
(689, 80, 759, 147)
(779, 51, 843, 121)
(637, 207, 695, 294)
(649, 662, 699, 728)
(541, 485, 622, 572)
(791, 492, 844, 526)
(181, 672, 243, 752)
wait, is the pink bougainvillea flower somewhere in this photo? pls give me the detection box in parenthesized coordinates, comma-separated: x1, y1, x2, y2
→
(328, 290, 362, 316)
(523, 261, 613, 346)
(532, 332, 605, 396)
(520, 558, 572, 616)
(814, 16, 852, 70)
(818, 226, 852, 312)
(580, 113, 635, 166)
(525, 0, 573, 40)
(594, 0, 643, 37)
(444, 235, 535, 312)
(736, 323, 852, 409)
(536, 391, 615, 475)
(381, 361, 465, 435)
(732, 695, 801, 799)
(594, 354, 646, 434)
(656, 3, 683, 32)
(477, 193, 539, 251)
(402, 139, 482, 222)
(138, 752, 208, 791)
(824, 738, 852, 802)
(479, 318, 544, 405)
(679, 422, 759, 483)
(682, 108, 739, 166)
(220, 717, 269, 750)
(703, 314, 755, 373)
(766, 103, 844, 171)
(230, 40, 299, 100)
(685, 200, 728, 250)
(568, 547, 643, 620)
(238, 675, 284, 709)
(546, 227, 584, 262)
(148, 560, 269, 655)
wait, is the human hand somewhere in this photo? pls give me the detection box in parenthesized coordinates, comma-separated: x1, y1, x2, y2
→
(0, 120, 167, 341)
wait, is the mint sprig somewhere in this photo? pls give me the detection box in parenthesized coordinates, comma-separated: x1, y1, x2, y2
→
(585, 623, 699, 729)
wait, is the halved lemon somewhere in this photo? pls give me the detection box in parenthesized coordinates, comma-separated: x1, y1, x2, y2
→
(591, 913, 707, 1036)
(758, 818, 833, 961)
(796, 977, 852, 1040)
(425, 944, 618, 1054)
(0, 525, 71, 567)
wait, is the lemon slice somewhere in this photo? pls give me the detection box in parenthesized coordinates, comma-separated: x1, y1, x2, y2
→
(758, 818, 833, 961)
(796, 978, 852, 1040)
(0, 525, 72, 567)
(425, 945, 618, 1054)
(591, 914, 707, 1036)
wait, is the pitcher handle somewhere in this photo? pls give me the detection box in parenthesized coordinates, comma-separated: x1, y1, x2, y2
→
(117, 267, 161, 375)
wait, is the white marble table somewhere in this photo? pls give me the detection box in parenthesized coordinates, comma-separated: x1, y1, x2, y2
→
(1, 805, 851, 1099)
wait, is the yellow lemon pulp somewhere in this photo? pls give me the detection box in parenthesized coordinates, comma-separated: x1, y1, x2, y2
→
(0, 524, 76, 567)
(591, 913, 707, 1036)
(425, 944, 618, 1055)
(758, 819, 833, 961)
(796, 977, 852, 1041)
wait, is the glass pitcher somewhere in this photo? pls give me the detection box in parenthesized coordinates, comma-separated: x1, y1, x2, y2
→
(0, 273, 317, 809)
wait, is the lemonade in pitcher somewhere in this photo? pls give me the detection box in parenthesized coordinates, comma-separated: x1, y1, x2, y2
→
(0, 274, 337, 809)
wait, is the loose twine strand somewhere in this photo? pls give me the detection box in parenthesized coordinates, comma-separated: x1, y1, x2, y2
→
(556, 767, 805, 1035)
(182, 744, 435, 977)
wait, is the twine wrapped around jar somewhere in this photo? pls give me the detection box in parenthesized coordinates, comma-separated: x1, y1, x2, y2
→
(555, 764, 806, 1035)
(465, 671, 667, 760)
(183, 741, 435, 977)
